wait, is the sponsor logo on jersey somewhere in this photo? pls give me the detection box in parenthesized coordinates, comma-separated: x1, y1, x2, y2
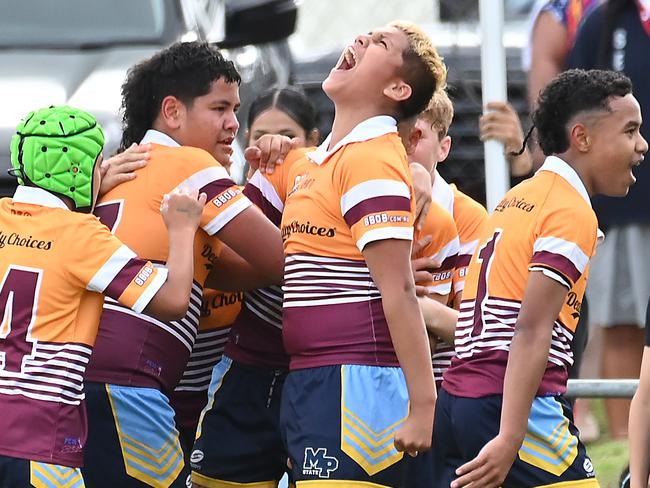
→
(494, 196, 536, 213)
(281, 220, 336, 240)
(302, 447, 339, 479)
(0, 230, 52, 250)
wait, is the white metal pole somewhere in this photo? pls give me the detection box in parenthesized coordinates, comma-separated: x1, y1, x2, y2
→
(479, 0, 510, 211)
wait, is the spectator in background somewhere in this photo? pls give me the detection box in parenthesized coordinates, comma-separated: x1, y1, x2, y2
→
(568, 0, 650, 440)
(628, 297, 650, 488)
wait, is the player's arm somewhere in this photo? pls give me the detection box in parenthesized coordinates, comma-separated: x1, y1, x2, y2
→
(211, 205, 284, 285)
(142, 188, 207, 321)
(629, 301, 650, 488)
(528, 10, 567, 109)
(364, 239, 436, 456)
(205, 243, 281, 290)
(418, 296, 458, 344)
(452, 271, 568, 488)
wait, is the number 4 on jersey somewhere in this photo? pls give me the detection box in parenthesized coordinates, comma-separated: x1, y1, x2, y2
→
(0, 267, 42, 373)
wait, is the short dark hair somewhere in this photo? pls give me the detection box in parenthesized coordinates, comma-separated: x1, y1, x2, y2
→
(533, 69, 632, 155)
(120, 41, 241, 150)
(247, 86, 317, 136)
(390, 21, 447, 122)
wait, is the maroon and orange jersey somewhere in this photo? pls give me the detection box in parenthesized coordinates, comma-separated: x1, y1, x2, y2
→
(0, 186, 165, 466)
(170, 286, 243, 434)
(280, 117, 415, 369)
(86, 130, 252, 394)
(222, 153, 312, 370)
(443, 157, 601, 398)
(415, 200, 459, 299)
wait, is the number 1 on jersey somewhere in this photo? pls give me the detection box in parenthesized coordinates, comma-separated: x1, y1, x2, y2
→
(472, 230, 502, 337)
(0, 267, 41, 373)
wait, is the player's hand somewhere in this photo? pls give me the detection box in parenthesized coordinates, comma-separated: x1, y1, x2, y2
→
(479, 102, 524, 156)
(161, 187, 207, 232)
(409, 162, 432, 230)
(393, 409, 434, 458)
(244, 135, 301, 175)
(99, 143, 150, 196)
(411, 235, 442, 294)
(451, 435, 519, 488)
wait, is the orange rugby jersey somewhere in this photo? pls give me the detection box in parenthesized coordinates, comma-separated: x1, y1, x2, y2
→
(431, 183, 488, 386)
(0, 186, 165, 466)
(414, 200, 459, 386)
(281, 116, 416, 369)
(443, 156, 601, 397)
(222, 152, 313, 370)
(86, 130, 252, 393)
(170, 285, 243, 434)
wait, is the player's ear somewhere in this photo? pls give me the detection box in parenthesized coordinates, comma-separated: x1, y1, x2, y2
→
(160, 96, 185, 130)
(383, 80, 412, 103)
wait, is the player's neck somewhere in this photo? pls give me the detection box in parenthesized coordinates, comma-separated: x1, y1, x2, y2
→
(328, 105, 392, 149)
(555, 151, 595, 197)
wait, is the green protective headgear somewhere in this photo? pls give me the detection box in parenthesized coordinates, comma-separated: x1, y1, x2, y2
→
(10, 105, 105, 212)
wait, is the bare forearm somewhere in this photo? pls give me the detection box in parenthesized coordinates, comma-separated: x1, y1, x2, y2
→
(507, 148, 533, 177)
(419, 296, 458, 344)
(500, 324, 552, 445)
(383, 290, 436, 409)
(144, 228, 195, 320)
(630, 390, 650, 487)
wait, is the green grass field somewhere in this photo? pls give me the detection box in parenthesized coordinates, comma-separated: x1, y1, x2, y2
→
(585, 399, 629, 488)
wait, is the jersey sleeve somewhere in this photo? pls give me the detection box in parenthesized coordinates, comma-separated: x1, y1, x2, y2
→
(415, 203, 459, 296)
(453, 194, 488, 295)
(66, 216, 168, 314)
(529, 205, 598, 290)
(173, 148, 252, 236)
(335, 141, 415, 251)
(243, 148, 311, 226)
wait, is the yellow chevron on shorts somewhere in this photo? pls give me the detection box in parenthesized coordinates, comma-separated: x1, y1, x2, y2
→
(191, 471, 276, 487)
(30, 461, 85, 488)
(536, 478, 600, 487)
(107, 386, 184, 488)
(518, 403, 578, 476)
(339, 370, 405, 476)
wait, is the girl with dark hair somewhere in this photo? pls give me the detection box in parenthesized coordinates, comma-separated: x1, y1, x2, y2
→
(247, 86, 319, 155)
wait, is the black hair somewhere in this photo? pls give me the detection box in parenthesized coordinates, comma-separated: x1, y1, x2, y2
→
(247, 86, 317, 136)
(532, 69, 632, 155)
(120, 41, 241, 150)
(394, 50, 438, 122)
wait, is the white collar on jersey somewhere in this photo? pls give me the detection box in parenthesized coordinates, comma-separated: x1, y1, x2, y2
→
(431, 169, 455, 215)
(12, 185, 69, 210)
(307, 115, 397, 165)
(140, 129, 181, 147)
(537, 156, 591, 206)
(538, 156, 604, 243)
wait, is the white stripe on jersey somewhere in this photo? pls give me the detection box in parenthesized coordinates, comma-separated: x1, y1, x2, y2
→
(458, 238, 480, 258)
(203, 197, 252, 235)
(87, 245, 136, 293)
(0, 342, 92, 405)
(431, 236, 460, 263)
(175, 327, 230, 392)
(249, 171, 284, 214)
(530, 266, 572, 289)
(174, 166, 231, 192)
(356, 226, 413, 252)
(533, 236, 590, 273)
(132, 267, 168, 313)
(340, 179, 410, 215)
(425, 283, 452, 296)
